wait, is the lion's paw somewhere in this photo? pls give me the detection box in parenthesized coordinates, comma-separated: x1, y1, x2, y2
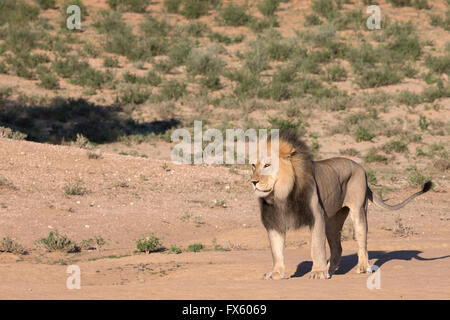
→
(309, 270, 330, 279)
(356, 264, 373, 274)
(263, 270, 286, 280)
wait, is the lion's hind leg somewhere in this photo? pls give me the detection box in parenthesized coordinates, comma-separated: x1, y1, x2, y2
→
(325, 207, 349, 275)
(349, 203, 372, 274)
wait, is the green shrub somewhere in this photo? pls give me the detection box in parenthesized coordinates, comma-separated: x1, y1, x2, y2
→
(244, 41, 269, 74)
(167, 39, 193, 66)
(257, 0, 280, 17)
(354, 126, 375, 142)
(37, 66, 59, 90)
(325, 64, 347, 81)
(181, 0, 209, 19)
(183, 21, 209, 37)
(80, 236, 106, 250)
(397, 90, 422, 106)
(269, 117, 305, 135)
(388, 0, 412, 7)
(247, 16, 279, 32)
(366, 169, 377, 184)
(356, 65, 402, 88)
(185, 48, 223, 76)
(35, 0, 56, 9)
(381, 140, 408, 154)
(103, 56, 120, 68)
(199, 72, 220, 90)
(119, 85, 151, 104)
(311, 0, 335, 19)
(0, 237, 26, 254)
(3, 28, 39, 54)
(407, 168, 430, 187)
(187, 243, 204, 252)
(0, 0, 40, 26)
(71, 67, 113, 89)
(139, 16, 172, 37)
(36, 231, 80, 253)
(164, 0, 181, 13)
(136, 233, 163, 253)
(169, 245, 182, 254)
(339, 148, 360, 156)
(219, 4, 250, 26)
(363, 149, 388, 164)
(52, 55, 89, 78)
(64, 178, 89, 194)
(93, 10, 125, 34)
(107, 0, 150, 12)
(160, 79, 186, 100)
(305, 13, 322, 26)
(425, 54, 450, 75)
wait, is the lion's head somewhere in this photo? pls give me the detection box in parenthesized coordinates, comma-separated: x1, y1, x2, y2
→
(250, 132, 312, 202)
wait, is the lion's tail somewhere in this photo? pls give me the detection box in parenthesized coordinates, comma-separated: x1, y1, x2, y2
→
(367, 181, 432, 211)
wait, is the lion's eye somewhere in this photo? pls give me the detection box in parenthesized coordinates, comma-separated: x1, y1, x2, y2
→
(264, 163, 271, 168)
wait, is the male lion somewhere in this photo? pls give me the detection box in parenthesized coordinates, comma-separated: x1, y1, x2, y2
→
(250, 131, 431, 280)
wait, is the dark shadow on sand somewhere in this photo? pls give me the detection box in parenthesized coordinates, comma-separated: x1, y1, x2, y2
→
(0, 97, 180, 144)
(291, 250, 450, 278)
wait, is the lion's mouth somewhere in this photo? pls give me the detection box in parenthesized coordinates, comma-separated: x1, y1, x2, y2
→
(254, 186, 273, 197)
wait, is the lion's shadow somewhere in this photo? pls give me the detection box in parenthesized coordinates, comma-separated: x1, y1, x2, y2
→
(291, 250, 450, 278)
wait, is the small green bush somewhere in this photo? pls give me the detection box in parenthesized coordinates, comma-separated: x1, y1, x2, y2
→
(164, 0, 181, 13)
(220, 4, 250, 26)
(35, 0, 56, 9)
(36, 231, 80, 253)
(407, 168, 430, 187)
(356, 65, 402, 89)
(187, 243, 204, 252)
(136, 233, 163, 253)
(269, 117, 304, 135)
(305, 13, 322, 26)
(119, 85, 151, 104)
(0, 0, 40, 26)
(325, 64, 347, 81)
(169, 245, 182, 254)
(0, 237, 26, 254)
(63, 179, 88, 195)
(107, 0, 150, 12)
(167, 39, 193, 66)
(160, 79, 186, 100)
(366, 169, 377, 184)
(381, 140, 408, 154)
(80, 236, 106, 250)
(311, 0, 335, 19)
(354, 126, 375, 142)
(103, 56, 120, 68)
(181, 0, 209, 19)
(185, 48, 223, 76)
(257, 0, 280, 17)
(363, 149, 388, 164)
(37, 66, 59, 90)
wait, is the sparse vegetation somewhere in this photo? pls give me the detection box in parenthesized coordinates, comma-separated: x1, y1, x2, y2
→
(187, 243, 204, 252)
(63, 179, 89, 196)
(36, 231, 80, 253)
(136, 233, 163, 253)
(0, 237, 26, 254)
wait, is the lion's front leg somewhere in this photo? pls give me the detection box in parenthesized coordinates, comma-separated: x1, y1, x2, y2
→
(309, 193, 330, 280)
(264, 229, 287, 280)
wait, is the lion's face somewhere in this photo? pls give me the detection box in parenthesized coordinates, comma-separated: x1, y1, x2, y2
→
(250, 141, 296, 200)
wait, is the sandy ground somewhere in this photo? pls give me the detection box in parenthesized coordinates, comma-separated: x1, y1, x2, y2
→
(0, 138, 449, 299)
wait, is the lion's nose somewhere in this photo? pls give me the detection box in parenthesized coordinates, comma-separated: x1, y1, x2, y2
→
(251, 179, 259, 186)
